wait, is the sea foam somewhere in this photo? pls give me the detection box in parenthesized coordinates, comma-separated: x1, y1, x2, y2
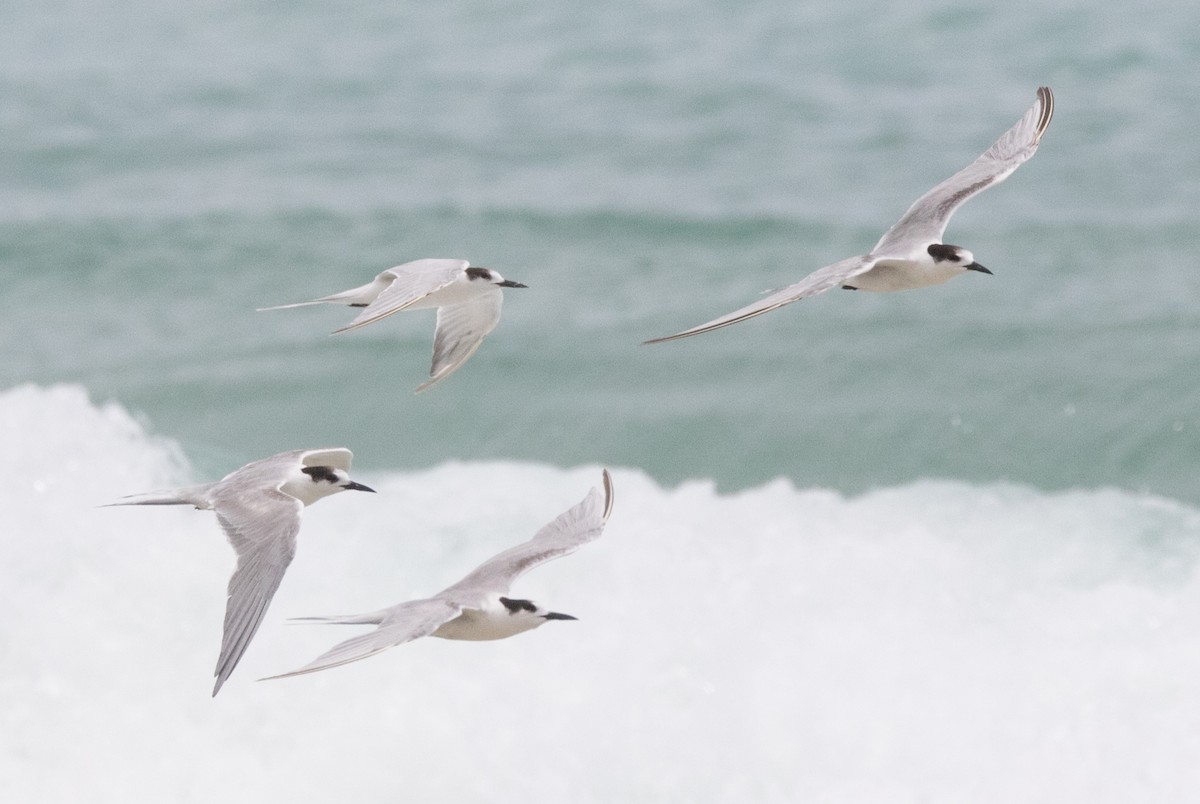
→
(2, 384, 1199, 803)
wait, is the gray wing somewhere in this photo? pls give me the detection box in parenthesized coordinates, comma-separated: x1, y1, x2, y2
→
(439, 470, 615, 608)
(210, 489, 302, 696)
(871, 86, 1054, 255)
(262, 599, 461, 680)
(414, 291, 504, 393)
(215, 448, 353, 487)
(333, 259, 470, 334)
(644, 256, 873, 343)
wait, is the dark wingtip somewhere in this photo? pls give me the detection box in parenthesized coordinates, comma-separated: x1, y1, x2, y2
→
(1034, 87, 1054, 140)
(600, 469, 615, 522)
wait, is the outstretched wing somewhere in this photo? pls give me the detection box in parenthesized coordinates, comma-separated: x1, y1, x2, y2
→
(216, 448, 353, 487)
(871, 86, 1054, 255)
(262, 599, 461, 680)
(644, 256, 872, 343)
(211, 490, 302, 696)
(333, 259, 470, 334)
(297, 448, 353, 472)
(415, 291, 504, 393)
(440, 470, 615, 608)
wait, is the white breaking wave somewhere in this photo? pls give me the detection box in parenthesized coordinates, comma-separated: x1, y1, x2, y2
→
(2, 384, 1199, 803)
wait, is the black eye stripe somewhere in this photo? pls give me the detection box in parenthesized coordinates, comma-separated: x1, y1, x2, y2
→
(301, 465, 340, 484)
(499, 597, 537, 614)
(927, 243, 961, 262)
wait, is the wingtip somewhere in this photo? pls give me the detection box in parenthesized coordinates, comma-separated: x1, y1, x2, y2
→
(642, 331, 689, 345)
(641, 307, 773, 343)
(256, 300, 320, 312)
(212, 657, 236, 697)
(330, 314, 377, 336)
(600, 468, 615, 522)
(416, 362, 461, 393)
(1035, 86, 1054, 138)
(258, 661, 339, 682)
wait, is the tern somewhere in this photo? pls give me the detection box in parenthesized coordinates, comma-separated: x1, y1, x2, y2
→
(646, 86, 1054, 343)
(265, 469, 614, 681)
(259, 258, 528, 392)
(106, 448, 376, 695)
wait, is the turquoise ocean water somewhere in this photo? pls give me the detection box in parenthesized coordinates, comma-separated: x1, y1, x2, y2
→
(3, 1, 1199, 801)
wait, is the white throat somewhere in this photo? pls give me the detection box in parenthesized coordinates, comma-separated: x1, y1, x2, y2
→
(279, 468, 346, 506)
(431, 603, 547, 642)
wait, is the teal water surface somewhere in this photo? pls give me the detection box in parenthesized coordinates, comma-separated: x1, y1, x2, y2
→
(2, 0, 1198, 497)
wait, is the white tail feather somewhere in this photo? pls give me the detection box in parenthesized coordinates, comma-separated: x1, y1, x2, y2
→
(258, 279, 382, 313)
(103, 484, 211, 508)
(286, 612, 386, 626)
(256, 299, 331, 311)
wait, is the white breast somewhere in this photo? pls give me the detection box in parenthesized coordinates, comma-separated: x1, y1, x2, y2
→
(850, 255, 962, 292)
(431, 606, 544, 641)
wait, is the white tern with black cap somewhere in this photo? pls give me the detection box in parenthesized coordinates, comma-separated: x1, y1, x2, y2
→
(646, 87, 1054, 343)
(106, 447, 377, 695)
(260, 257, 528, 391)
(265, 469, 614, 681)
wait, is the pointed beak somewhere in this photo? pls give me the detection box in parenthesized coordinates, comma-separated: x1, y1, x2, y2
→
(498, 280, 528, 288)
(542, 611, 577, 621)
(341, 481, 376, 493)
(966, 262, 992, 275)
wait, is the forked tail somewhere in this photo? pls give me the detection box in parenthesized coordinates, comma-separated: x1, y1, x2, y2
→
(257, 283, 376, 312)
(102, 484, 211, 508)
(256, 299, 331, 311)
(287, 612, 387, 626)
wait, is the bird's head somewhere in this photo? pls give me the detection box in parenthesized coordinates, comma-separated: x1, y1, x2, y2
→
(298, 465, 376, 503)
(466, 265, 528, 289)
(927, 243, 991, 275)
(499, 596, 577, 629)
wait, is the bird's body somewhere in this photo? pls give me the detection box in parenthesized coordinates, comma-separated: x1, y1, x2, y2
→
(846, 253, 965, 293)
(106, 448, 376, 695)
(646, 86, 1054, 343)
(259, 258, 528, 392)
(427, 597, 556, 641)
(265, 469, 615, 680)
